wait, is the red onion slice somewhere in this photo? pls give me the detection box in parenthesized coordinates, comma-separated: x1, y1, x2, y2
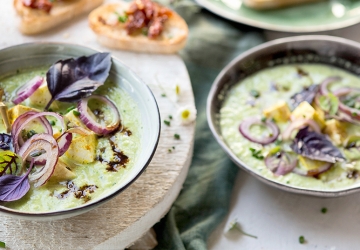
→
(239, 117, 279, 145)
(292, 162, 332, 176)
(57, 132, 73, 156)
(13, 112, 65, 153)
(12, 76, 44, 105)
(319, 76, 342, 96)
(78, 95, 120, 135)
(282, 119, 320, 141)
(265, 151, 298, 176)
(18, 133, 59, 187)
(333, 87, 360, 120)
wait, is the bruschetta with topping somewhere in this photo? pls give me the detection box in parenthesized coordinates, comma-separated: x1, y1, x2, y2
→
(88, 0, 188, 54)
(14, 0, 104, 35)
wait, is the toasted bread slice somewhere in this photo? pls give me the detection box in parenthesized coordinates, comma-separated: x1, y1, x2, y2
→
(88, 2, 188, 54)
(243, 0, 320, 9)
(14, 0, 104, 35)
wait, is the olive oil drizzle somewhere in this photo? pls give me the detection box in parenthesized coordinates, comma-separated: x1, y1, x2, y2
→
(54, 181, 97, 202)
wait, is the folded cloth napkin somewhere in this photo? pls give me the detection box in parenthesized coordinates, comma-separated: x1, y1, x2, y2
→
(153, 5, 265, 250)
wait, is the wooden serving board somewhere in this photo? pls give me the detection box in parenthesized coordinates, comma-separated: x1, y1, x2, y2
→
(0, 1, 195, 249)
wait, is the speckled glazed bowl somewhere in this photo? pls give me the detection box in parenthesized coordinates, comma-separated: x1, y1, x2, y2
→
(207, 35, 360, 197)
(0, 43, 160, 220)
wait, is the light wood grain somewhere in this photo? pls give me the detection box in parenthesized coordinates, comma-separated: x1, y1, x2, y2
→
(0, 1, 195, 249)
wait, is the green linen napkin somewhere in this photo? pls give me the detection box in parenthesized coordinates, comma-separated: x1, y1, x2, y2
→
(153, 5, 265, 250)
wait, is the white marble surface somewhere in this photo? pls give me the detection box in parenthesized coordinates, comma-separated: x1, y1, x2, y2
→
(208, 23, 360, 250)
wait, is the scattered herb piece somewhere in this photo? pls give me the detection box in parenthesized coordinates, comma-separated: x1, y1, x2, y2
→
(250, 89, 260, 98)
(161, 93, 166, 97)
(299, 236, 305, 244)
(168, 148, 172, 153)
(249, 148, 264, 160)
(16, 69, 20, 74)
(275, 139, 282, 146)
(73, 110, 81, 117)
(142, 28, 148, 36)
(318, 93, 339, 115)
(50, 120, 56, 126)
(116, 12, 128, 23)
(174, 134, 180, 140)
(164, 120, 170, 126)
(321, 207, 327, 214)
(0, 241, 5, 248)
(225, 218, 258, 239)
(172, 146, 175, 149)
(66, 106, 76, 113)
(169, 115, 173, 120)
(261, 117, 266, 122)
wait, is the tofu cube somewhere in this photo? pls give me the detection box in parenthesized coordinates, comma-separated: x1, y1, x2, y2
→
(291, 101, 325, 129)
(263, 101, 291, 123)
(65, 133, 97, 164)
(64, 109, 86, 129)
(28, 84, 52, 108)
(323, 119, 347, 145)
(7, 105, 40, 124)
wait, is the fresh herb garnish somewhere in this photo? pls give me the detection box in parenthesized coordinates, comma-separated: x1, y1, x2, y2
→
(50, 120, 56, 126)
(142, 28, 148, 36)
(249, 148, 264, 160)
(164, 120, 170, 126)
(0, 151, 20, 176)
(73, 110, 81, 117)
(225, 218, 258, 239)
(291, 127, 345, 163)
(161, 93, 166, 97)
(290, 84, 319, 109)
(299, 236, 305, 244)
(321, 207, 327, 214)
(0, 134, 12, 150)
(261, 117, 266, 122)
(0, 158, 33, 202)
(318, 93, 338, 115)
(168, 148, 172, 153)
(250, 89, 260, 98)
(45, 53, 111, 110)
(0, 241, 5, 248)
(174, 134, 180, 139)
(274, 139, 282, 146)
(169, 115, 173, 120)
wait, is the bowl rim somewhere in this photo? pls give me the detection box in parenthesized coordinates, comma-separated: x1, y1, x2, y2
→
(0, 42, 161, 218)
(207, 35, 360, 197)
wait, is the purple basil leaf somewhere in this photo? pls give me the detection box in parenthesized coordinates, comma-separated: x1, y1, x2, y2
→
(289, 84, 319, 109)
(291, 127, 345, 163)
(0, 174, 30, 202)
(45, 53, 111, 109)
(0, 151, 19, 177)
(0, 134, 12, 150)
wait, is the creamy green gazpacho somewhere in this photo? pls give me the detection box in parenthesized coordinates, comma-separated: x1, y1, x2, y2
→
(220, 64, 360, 191)
(0, 53, 141, 212)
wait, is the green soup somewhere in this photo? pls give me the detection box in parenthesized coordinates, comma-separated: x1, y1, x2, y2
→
(0, 68, 141, 212)
(220, 64, 360, 191)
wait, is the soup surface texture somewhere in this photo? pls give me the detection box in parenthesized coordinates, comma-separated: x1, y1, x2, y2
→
(220, 64, 360, 191)
(0, 67, 141, 212)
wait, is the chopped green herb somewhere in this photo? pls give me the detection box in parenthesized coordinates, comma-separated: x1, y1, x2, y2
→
(271, 118, 276, 123)
(168, 148, 172, 153)
(50, 120, 56, 126)
(142, 28, 148, 36)
(174, 134, 180, 140)
(16, 69, 20, 74)
(299, 236, 305, 244)
(226, 219, 258, 239)
(73, 110, 81, 117)
(118, 14, 127, 23)
(352, 112, 358, 117)
(48, 108, 53, 112)
(250, 89, 260, 98)
(27, 130, 37, 139)
(261, 117, 266, 122)
(286, 181, 290, 184)
(161, 93, 166, 97)
(249, 148, 264, 160)
(169, 115, 173, 120)
(172, 146, 175, 149)
(66, 106, 76, 113)
(0, 241, 5, 248)
(275, 139, 282, 146)
(164, 120, 170, 126)
(321, 207, 327, 214)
